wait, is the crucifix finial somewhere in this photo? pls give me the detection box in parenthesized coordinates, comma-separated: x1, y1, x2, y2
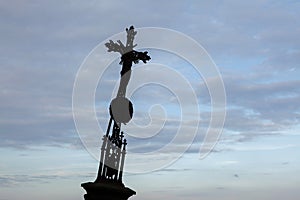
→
(105, 26, 151, 75)
(105, 25, 137, 55)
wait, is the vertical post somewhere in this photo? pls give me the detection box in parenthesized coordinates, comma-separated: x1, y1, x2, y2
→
(115, 132, 124, 181)
(118, 139, 127, 183)
(95, 135, 107, 182)
(106, 117, 113, 137)
(114, 147, 121, 181)
(103, 139, 113, 179)
(95, 117, 112, 182)
(112, 121, 121, 139)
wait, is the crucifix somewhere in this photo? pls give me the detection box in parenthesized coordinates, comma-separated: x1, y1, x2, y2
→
(104, 25, 150, 148)
(81, 26, 151, 200)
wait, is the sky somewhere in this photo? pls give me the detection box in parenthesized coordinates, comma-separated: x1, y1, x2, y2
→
(1, 0, 300, 200)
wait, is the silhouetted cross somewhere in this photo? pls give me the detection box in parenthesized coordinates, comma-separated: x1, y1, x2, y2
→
(104, 26, 151, 146)
(105, 26, 151, 97)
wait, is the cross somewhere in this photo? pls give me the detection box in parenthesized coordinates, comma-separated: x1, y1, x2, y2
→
(104, 26, 151, 145)
(105, 26, 151, 97)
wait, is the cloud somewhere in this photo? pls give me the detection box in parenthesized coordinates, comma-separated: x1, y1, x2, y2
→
(0, 0, 299, 156)
(1, 2, 300, 200)
(225, 76, 300, 124)
(0, 173, 95, 187)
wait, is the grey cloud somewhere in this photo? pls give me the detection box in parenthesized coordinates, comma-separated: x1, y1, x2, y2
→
(225, 77, 300, 124)
(0, 173, 95, 187)
(260, 50, 300, 71)
(1, 0, 299, 153)
(216, 76, 300, 145)
(180, 1, 300, 73)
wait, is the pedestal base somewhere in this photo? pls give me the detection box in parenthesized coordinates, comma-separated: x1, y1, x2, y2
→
(81, 181, 136, 200)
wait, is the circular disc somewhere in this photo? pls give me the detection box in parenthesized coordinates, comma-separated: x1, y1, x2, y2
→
(109, 97, 133, 124)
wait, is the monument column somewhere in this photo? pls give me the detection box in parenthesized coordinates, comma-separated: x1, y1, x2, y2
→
(81, 26, 151, 200)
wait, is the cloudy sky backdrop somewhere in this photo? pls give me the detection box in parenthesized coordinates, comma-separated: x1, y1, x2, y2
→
(1, 1, 300, 200)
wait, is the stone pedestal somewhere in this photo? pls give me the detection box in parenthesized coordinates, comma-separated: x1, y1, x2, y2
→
(81, 181, 136, 200)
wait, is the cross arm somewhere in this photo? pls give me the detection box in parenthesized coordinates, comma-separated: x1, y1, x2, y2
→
(105, 40, 125, 54)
